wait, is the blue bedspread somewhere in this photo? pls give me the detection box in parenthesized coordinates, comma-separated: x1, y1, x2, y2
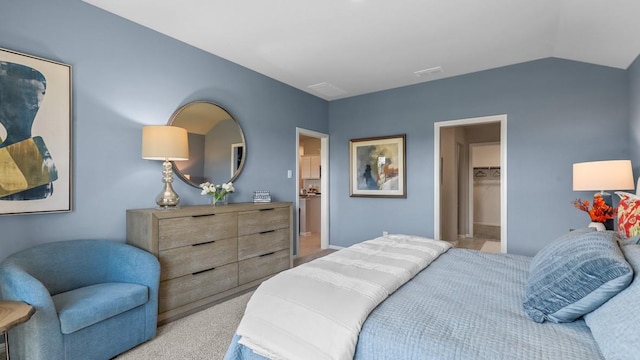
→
(225, 249, 604, 360)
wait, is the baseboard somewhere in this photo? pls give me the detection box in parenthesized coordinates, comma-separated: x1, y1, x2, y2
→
(328, 244, 345, 250)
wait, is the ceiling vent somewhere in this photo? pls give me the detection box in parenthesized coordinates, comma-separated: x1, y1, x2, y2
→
(308, 82, 347, 98)
(414, 66, 443, 77)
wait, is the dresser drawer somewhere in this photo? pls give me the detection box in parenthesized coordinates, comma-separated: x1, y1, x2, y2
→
(127, 203, 292, 324)
(158, 212, 237, 250)
(238, 228, 289, 261)
(238, 249, 289, 285)
(238, 207, 290, 236)
(159, 262, 238, 312)
(159, 237, 238, 281)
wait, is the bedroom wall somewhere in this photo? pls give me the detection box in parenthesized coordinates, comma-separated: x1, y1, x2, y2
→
(329, 58, 630, 256)
(2, 1, 637, 262)
(0, 0, 328, 261)
(629, 54, 640, 172)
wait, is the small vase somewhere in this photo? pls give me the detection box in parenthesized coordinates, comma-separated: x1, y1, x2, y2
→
(211, 194, 228, 206)
(588, 222, 606, 231)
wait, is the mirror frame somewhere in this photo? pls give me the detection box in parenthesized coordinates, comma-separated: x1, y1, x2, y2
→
(168, 100, 246, 188)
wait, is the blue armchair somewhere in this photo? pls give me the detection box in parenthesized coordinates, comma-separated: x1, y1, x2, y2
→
(0, 239, 160, 360)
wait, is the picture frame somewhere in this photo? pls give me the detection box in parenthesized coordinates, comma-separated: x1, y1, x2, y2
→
(0, 47, 72, 215)
(349, 134, 406, 198)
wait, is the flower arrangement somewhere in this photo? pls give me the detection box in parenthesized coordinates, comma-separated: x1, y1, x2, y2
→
(199, 181, 235, 205)
(572, 193, 616, 223)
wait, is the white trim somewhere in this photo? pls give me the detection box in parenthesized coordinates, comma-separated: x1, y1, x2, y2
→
(434, 114, 507, 253)
(296, 128, 330, 257)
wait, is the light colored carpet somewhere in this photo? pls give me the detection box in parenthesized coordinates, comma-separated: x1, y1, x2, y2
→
(116, 291, 252, 360)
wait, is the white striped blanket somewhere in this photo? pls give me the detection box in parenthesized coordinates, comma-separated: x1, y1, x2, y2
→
(236, 234, 452, 360)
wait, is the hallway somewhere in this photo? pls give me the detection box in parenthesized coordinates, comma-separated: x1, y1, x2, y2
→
(298, 232, 321, 258)
(456, 236, 501, 253)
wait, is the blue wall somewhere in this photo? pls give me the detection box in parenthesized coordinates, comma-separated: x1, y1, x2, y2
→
(329, 58, 630, 256)
(0, 0, 328, 261)
(1, 0, 637, 261)
(629, 56, 640, 171)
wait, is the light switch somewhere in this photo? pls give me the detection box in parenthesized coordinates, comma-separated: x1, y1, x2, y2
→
(287, 170, 292, 178)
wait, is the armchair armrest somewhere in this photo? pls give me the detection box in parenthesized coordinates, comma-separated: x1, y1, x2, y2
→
(104, 241, 160, 338)
(0, 263, 64, 356)
(104, 241, 160, 288)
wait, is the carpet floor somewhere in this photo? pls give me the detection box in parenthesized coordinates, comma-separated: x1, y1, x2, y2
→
(116, 291, 252, 360)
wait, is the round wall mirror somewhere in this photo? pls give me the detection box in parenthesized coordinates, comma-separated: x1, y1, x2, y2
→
(168, 101, 245, 188)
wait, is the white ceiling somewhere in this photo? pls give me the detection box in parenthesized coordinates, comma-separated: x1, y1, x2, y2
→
(83, 0, 640, 101)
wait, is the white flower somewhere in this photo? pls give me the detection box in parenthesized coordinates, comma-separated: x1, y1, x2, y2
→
(199, 181, 236, 204)
(222, 182, 235, 193)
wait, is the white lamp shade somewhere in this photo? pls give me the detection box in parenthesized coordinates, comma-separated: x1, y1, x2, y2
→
(142, 126, 189, 161)
(573, 160, 635, 191)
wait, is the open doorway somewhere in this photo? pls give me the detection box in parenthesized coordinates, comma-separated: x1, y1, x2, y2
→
(296, 128, 329, 259)
(434, 115, 507, 253)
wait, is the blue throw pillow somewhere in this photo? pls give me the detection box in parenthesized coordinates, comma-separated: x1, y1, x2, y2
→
(528, 227, 595, 271)
(523, 230, 633, 323)
(584, 244, 640, 359)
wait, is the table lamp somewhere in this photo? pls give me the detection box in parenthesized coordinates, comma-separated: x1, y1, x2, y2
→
(573, 160, 634, 229)
(142, 125, 189, 208)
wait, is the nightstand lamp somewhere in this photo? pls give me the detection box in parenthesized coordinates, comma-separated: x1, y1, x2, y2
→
(142, 125, 189, 208)
(573, 160, 635, 230)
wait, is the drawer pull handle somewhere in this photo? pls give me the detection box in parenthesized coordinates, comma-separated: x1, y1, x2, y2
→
(260, 230, 275, 234)
(259, 208, 275, 212)
(193, 267, 216, 275)
(260, 251, 276, 257)
(192, 213, 216, 218)
(193, 240, 216, 247)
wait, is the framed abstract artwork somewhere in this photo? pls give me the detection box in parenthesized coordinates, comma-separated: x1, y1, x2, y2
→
(349, 134, 406, 198)
(0, 47, 72, 215)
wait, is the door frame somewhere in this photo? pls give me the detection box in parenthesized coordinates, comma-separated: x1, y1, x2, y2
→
(434, 114, 508, 253)
(295, 128, 329, 255)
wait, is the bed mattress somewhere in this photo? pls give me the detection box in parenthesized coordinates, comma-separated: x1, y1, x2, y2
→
(225, 249, 603, 360)
(355, 249, 603, 360)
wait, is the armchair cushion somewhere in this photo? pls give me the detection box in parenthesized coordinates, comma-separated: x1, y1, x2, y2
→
(53, 282, 149, 334)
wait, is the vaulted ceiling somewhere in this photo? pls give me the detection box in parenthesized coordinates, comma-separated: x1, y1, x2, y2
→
(83, 0, 640, 100)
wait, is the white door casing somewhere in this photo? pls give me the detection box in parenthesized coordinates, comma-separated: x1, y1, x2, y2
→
(434, 114, 507, 253)
(296, 128, 329, 255)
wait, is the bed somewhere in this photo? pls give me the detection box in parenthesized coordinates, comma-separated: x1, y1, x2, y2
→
(225, 212, 640, 359)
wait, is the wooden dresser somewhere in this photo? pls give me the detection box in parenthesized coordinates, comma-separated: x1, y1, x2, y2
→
(126, 202, 293, 324)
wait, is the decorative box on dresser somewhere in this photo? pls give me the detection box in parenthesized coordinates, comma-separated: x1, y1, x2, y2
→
(126, 202, 293, 324)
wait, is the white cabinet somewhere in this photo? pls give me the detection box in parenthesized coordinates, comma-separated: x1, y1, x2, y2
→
(301, 155, 320, 179)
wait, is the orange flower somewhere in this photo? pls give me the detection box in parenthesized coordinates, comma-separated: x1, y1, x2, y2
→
(572, 194, 616, 222)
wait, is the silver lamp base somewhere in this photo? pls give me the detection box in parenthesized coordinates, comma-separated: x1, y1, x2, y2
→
(155, 160, 180, 208)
